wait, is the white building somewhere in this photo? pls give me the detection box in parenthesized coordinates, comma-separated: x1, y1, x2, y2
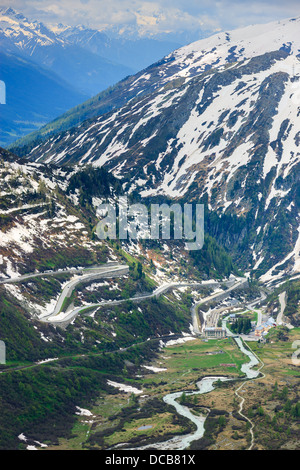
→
(204, 327, 226, 338)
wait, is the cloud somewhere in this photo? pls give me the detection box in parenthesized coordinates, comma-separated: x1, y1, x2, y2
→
(210, 0, 300, 29)
(5, 0, 300, 35)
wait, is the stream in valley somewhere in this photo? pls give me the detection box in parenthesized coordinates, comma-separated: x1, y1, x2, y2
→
(127, 327, 261, 450)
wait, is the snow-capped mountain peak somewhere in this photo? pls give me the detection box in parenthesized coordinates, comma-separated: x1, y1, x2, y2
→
(0, 6, 63, 49)
(161, 16, 300, 84)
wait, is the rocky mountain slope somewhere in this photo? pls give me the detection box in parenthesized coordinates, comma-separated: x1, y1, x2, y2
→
(23, 17, 300, 281)
(0, 146, 234, 312)
(0, 145, 298, 452)
(0, 147, 219, 449)
(10, 15, 300, 152)
(0, 147, 110, 281)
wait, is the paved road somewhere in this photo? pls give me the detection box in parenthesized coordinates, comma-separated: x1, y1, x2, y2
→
(277, 291, 286, 325)
(39, 264, 130, 321)
(0, 263, 121, 285)
(44, 280, 222, 325)
(245, 290, 267, 327)
(277, 291, 294, 329)
(2, 263, 249, 331)
(1, 262, 229, 326)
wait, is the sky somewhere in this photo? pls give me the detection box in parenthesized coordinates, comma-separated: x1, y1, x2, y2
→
(2, 0, 300, 37)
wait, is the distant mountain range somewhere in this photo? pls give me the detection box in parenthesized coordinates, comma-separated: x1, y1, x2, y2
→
(0, 7, 184, 146)
(17, 16, 300, 282)
(0, 7, 183, 92)
(50, 23, 183, 74)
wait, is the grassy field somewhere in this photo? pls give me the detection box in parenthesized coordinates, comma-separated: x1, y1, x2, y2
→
(137, 338, 246, 390)
(44, 336, 250, 450)
(240, 327, 300, 450)
(103, 412, 183, 447)
(249, 327, 300, 378)
(43, 327, 300, 450)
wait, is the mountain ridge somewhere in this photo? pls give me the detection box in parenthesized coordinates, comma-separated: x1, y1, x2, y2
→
(10, 15, 300, 152)
(0, 6, 135, 98)
(20, 16, 300, 282)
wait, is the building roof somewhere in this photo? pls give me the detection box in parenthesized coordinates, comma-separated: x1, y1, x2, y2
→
(265, 317, 276, 326)
(204, 327, 225, 331)
(256, 325, 264, 331)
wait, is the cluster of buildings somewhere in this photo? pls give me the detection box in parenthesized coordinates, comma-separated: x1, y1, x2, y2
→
(201, 310, 277, 341)
(254, 317, 277, 338)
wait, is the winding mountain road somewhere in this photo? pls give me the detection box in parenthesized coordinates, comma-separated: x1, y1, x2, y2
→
(43, 274, 248, 326)
(38, 263, 130, 321)
(0, 263, 122, 285)
(43, 279, 223, 325)
(1, 262, 249, 329)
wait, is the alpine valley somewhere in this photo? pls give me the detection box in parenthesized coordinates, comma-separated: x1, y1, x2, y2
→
(0, 13, 299, 452)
